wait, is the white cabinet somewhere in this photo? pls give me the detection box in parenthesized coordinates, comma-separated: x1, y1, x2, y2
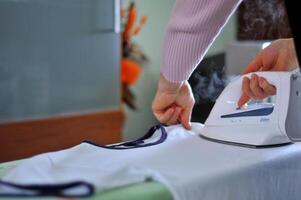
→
(0, 0, 121, 122)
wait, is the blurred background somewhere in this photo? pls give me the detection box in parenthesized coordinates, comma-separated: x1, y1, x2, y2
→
(121, 0, 238, 140)
(0, 0, 291, 161)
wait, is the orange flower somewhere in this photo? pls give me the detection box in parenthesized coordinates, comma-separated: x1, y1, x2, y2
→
(133, 27, 141, 35)
(123, 3, 137, 41)
(132, 16, 148, 35)
(140, 16, 148, 26)
(121, 59, 141, 85)
(120, 7, 126, 18)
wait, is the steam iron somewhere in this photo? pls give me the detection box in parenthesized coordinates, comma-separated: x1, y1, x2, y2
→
(200, 71, 301, 147)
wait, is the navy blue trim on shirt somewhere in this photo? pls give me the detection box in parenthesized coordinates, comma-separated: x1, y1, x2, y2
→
(83, 124, 167, 149)
(0, 181, 94, 197)
(0, 125, 167, 198)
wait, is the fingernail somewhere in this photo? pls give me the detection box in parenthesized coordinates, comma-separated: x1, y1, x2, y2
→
(187, 122, 192, 130)
(237, 101, 243, 108)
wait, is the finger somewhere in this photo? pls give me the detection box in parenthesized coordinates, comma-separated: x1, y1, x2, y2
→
(258, 77, 276, 96)
(180, 101, 194, 130)
(238, 78, 252, 107)
(166, 107, 182, 125)
(249, 74, 266, 99)
(242, 77, 257, 99)
(243, 54, 263, 74)
(155, 107, 175, 124)
(238, 94, 250, 108)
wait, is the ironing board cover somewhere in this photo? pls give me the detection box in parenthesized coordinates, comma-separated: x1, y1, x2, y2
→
(1, 123, 301, 200)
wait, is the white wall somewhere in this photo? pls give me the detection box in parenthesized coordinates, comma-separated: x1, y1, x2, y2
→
(207, 13, 237, 56)
(122, 0, 237, 140)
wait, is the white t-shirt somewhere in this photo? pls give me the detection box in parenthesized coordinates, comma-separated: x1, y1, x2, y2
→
(1, 123, 301, 200)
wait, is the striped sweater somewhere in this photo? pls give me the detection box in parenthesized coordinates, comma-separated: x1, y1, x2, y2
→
(161, 0, 242, 82)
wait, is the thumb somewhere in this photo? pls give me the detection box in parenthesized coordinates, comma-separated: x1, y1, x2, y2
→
(243, 54, 263, 74)
(237, 93, 250, 108)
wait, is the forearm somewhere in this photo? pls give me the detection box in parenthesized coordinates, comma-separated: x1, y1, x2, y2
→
(158, 73, 183, 94)
(161, 0, 242, 83)
(286, 38, 299, 70)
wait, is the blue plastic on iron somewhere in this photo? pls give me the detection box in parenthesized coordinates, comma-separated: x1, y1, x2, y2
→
(221, 107, 274, 118)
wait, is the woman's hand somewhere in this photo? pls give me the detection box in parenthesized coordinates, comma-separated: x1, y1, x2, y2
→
(238, 38, 298, 107)
(152, 74, 195, 129)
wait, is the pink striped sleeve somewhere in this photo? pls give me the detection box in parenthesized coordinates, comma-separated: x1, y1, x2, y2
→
(161, 0, 242, 82)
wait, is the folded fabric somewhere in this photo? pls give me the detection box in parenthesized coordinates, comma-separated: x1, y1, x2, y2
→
(0, 124, 170, 197)
(1, 123, 301, 200)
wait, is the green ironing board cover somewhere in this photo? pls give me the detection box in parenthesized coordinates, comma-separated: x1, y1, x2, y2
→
(0, 160, 172, 200)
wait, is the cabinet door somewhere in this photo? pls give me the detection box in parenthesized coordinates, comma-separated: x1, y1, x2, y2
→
(0, 0, 121, 123)
(0, 0, 123, 162)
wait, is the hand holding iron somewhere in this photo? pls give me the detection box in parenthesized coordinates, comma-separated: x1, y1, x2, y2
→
(152, 74, 195, 129)
(238, 38, 298, 107)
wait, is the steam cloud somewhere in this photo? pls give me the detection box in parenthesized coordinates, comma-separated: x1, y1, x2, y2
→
(191, 70, 226, 103)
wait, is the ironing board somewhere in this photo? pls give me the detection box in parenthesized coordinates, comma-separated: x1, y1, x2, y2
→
(0, 160, 172, 200)
(2, 132, 301, 200)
